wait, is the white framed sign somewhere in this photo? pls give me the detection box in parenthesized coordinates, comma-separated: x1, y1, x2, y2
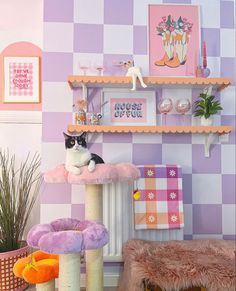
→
(102, 89, 156, 126)
(3, 56, 40, 103)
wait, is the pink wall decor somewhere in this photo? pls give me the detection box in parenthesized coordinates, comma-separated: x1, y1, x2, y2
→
(149, 4, 200, 77)
(0, 42, 42, 111)
(3, 56, 40, 104)
(102, 91, 156, 126)
(42, 0, 236, 241)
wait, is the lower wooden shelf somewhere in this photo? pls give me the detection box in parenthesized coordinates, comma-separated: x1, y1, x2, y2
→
(67, 125, 232, 135)
(67, 124, 232, 158)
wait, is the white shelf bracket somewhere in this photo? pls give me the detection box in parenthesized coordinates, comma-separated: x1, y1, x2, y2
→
(204, 133, 217, 158)
(81, 82, 88, 100)
(219, 133, 229, 143)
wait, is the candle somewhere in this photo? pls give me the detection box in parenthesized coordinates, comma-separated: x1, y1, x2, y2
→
(198, 48, 201, 66)
(203, 41, 207, 68)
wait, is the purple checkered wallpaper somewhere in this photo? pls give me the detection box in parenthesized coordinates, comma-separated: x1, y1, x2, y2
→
(42, 0, 235, 240)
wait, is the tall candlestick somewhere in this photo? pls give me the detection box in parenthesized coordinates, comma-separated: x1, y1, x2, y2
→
(203, 41, 207, 68)
(198, 48, 201, 66)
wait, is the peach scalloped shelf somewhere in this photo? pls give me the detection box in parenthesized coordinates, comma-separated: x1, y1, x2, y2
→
(67, 125, 232, 135)
(68, 76, 231, 91)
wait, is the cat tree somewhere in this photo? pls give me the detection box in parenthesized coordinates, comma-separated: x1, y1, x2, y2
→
(44, 162, 140, 291)
(27, 219, 108, 291)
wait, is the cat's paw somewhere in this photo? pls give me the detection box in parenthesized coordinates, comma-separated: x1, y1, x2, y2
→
(70, 167, 81, 175)
(88, 161, 96, 172)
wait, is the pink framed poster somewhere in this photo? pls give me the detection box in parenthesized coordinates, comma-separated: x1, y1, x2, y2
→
(102, 89, 156, 125)
(149, 4, 200, 77)
(3, 56, 40, 103)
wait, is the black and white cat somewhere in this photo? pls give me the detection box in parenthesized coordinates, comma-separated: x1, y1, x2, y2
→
(63, 132, 104, 175)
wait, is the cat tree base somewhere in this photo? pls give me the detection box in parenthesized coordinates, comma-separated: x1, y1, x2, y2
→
(36, 280, 55, 291)
(43, 163, 141, 291)
(85, 184, 103, 291)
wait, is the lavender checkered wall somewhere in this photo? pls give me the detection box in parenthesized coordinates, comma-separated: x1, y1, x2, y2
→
(42, 0, 235, 240)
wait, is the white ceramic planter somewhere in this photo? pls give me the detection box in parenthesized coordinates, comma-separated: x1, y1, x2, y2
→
(200, 116, 213, 126)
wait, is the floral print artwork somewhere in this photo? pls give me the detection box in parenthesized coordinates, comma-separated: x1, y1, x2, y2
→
(155, 15, 193, 68)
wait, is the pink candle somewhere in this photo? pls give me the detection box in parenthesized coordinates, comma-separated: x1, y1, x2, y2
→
(203, 41, 207, 68)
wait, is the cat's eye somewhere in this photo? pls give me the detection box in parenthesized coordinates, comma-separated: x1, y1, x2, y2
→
(70, 140, 75, 145)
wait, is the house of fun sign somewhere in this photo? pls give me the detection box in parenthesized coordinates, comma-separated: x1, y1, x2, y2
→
(111, 98, 147, 123)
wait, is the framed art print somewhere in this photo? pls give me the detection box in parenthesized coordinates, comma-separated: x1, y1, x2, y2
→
(149, 4, 200, 77)
(3, 56, 40, 103)
(102, 89, 156, 126)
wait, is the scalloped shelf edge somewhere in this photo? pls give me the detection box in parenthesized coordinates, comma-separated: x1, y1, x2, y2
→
(67, 125, 232, 135)
(68, 76, 231, 91)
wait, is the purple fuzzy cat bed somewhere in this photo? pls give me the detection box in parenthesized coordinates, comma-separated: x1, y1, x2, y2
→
(44, 163, 140, 291)
(119, 239, 236, 291)
(27, 218, 109, 290)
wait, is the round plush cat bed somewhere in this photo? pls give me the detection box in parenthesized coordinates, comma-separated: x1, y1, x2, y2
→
(44, 163, 140, 291)
(44, 163, 140, 184)
(27, 218, 109, 291)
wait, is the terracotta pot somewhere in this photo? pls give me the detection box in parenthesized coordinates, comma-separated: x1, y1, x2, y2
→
(0, 243, 29, 291)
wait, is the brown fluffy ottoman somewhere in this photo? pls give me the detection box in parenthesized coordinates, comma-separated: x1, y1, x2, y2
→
(118, 239, 236, 291)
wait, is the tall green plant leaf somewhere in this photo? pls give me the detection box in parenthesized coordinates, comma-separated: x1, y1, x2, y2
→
(0, 151, 41, 252)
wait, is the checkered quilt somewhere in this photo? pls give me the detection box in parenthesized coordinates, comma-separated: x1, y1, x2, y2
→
(134, 165, 184, 230)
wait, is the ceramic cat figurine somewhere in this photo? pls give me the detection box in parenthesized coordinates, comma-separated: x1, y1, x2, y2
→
(63, 132, 104, 175)
(121, 61, 147, 91)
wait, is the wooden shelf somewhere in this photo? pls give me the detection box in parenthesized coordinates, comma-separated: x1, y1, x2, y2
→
(68, 76, 231, 91)
(67, 125, 232, 135)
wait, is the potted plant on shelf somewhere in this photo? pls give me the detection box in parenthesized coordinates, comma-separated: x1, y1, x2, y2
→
(194, 88, 223, 126)
(0, 151, 41, 291)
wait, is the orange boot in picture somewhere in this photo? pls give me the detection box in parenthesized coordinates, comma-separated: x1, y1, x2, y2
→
(155, 52, 171, 66)
(165, 54, 181, 68)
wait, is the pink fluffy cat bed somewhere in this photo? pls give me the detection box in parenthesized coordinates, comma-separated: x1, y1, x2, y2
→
(44, 163, 140, 184)
(119, 239, 236, 291)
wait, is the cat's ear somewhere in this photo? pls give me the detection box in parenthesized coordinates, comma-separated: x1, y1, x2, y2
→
(80, 132, 87, 139)
(63, 132, 71, 140)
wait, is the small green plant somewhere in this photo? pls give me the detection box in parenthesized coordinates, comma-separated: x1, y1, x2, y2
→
(0, 151, 41, 252)
(194, 91, 222, 119)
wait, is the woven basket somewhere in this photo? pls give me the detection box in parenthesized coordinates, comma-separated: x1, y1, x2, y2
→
(0, 243, 29, 291)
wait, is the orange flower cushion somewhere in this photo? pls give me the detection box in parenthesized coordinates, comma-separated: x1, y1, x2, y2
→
(13, 250, 59, 284)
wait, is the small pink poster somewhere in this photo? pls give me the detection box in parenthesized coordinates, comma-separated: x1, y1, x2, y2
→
(9, 62, 33, 96)
(149, 4, 200, 76)
(3, 56, 40, 103)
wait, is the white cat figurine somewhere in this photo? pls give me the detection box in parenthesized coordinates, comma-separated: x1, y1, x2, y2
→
(122, 61, 147, 91)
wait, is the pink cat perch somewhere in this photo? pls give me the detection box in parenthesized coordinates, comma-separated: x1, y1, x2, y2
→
(44, 163, 140, 291)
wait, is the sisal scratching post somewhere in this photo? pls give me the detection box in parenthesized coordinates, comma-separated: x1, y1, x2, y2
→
(36, 280, 55, 291)
(59, 254, 81, 291)
(85, 184, 103, 291)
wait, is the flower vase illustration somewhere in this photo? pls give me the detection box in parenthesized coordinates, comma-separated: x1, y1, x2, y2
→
(155, 15, 193, 69)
